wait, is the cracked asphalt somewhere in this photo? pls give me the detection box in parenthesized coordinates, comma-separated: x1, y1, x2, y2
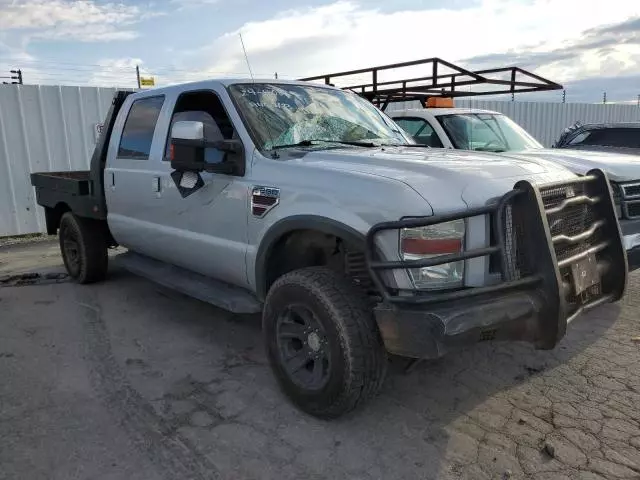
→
(1, 239, 640, 480)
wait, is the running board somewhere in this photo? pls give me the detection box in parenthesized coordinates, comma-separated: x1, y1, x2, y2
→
(114, 252, 263, 314)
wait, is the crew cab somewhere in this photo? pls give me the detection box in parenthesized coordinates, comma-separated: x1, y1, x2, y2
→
(31, 78, 627, 418)
(390, 104, 640, 270)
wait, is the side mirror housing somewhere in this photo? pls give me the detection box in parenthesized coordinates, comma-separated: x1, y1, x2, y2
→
(170, 121, 206, 172)
(170, 120, 244, 175)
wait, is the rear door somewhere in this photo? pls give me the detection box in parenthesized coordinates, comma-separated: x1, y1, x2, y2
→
(105, 94, 167, 256)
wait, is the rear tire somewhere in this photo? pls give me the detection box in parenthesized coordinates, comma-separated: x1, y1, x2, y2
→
(263, 267, 387, 418)
(59, 212, 108, 284)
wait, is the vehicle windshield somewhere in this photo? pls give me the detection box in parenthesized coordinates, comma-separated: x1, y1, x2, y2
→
(228, 83, 412, 151)
(566, 127, 640, 149)
(436, 113, 542, 152)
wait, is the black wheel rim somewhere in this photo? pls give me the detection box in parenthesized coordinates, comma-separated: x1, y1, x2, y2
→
(276, 304, 331, 390)
(61, 223, 81, 275)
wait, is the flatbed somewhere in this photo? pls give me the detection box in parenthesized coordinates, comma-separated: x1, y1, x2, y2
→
(30, 91, 132, 233)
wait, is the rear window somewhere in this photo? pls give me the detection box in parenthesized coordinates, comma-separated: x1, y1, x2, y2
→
(118, 96, 165, 160)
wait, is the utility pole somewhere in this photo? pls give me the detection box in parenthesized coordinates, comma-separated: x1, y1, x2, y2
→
(11, 69, 22, 84)
(136, 65, 141, 89)
(1, 68, 23, 84)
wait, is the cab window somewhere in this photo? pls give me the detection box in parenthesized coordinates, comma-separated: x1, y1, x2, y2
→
(393, 117, 443, 147)
(164, 91, 236, 163)
(118, 96, 165, 160)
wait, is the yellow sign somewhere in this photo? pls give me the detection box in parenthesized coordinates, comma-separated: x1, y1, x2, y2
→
(140, 76, 155, 87)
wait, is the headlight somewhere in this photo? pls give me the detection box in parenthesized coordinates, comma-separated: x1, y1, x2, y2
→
(400, 219, 465, 290)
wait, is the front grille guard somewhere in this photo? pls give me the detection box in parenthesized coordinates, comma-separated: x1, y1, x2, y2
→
(365, 187, 542, 306)
(365, 169, 627, 314)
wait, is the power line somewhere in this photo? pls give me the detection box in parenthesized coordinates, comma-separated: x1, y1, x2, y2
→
(0, 57, 298, 78)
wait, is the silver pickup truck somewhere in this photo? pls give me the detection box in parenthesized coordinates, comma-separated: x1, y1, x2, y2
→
(31, 79, 627, 418)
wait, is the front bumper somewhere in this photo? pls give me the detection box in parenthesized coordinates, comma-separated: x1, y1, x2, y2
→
(367, 170, 627, 359)
(374, 288, 614, 358)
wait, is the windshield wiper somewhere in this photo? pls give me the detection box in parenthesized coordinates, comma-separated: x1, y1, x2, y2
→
(273, 139, 379, 149)
(385, 143, 431, 148)
(475, 147, 507, 153)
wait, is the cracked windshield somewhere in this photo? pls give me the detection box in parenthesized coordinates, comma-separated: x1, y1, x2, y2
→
(438, 113, 543, 152)
(229, 83, 411, 150)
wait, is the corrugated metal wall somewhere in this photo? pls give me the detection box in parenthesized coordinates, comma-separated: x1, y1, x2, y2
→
(1, 85, 639, 236)
(0, 85, 121, 237)
(386, 99, 640, 147)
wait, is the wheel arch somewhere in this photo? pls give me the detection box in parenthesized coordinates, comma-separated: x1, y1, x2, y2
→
(254, 215, 367, 301)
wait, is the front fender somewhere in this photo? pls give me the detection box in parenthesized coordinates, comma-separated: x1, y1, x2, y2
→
(252, 213, 369, 299)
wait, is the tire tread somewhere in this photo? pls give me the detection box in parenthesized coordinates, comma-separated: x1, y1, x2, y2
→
(265, 267, 387, 418)
(59, 212, 108, 284)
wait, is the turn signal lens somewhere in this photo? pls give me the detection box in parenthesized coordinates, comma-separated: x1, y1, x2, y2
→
(401, 237, 463, 255)
(400, 220, 465, 290)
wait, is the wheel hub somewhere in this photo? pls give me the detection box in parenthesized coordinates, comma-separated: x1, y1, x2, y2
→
(275, 304, 331, 390)
(307, 332, 321, 352)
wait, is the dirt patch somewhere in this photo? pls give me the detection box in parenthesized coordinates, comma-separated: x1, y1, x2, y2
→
(0, 272, 69, 287)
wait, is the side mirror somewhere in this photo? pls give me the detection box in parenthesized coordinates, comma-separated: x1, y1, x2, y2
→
(170, 121, 206, 172)
(170, 121, 244, 175)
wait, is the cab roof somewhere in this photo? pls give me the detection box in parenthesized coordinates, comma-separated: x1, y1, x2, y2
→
(130, 78, 337, 98)
(393, 107, 503, 116)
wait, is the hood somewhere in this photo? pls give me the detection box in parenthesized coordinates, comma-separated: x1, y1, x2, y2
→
(507, 148, 640, 182)
(289, 146, 576, 210)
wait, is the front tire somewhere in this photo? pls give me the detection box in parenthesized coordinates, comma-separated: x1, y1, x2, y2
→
(263, 267, 387, 418)
(59, 212, 108, 284)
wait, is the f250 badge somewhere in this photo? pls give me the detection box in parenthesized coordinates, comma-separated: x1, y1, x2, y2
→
(251, 186, 280, 218)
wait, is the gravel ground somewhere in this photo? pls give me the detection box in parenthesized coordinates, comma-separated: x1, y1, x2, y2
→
(1, 239, 640, 480)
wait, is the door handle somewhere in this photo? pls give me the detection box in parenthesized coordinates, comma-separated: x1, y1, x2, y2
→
(152, 176, 161, 193)
(110, 172, 115, 190)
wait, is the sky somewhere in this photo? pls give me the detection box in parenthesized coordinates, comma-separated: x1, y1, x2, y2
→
(0, 0, 638, 103)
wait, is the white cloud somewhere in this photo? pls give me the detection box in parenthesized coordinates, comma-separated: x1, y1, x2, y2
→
(170, 0, 220, 8)
(190, 0, 640, 87)
(0, 0, 149, 42)
(86, 57, 144, 88)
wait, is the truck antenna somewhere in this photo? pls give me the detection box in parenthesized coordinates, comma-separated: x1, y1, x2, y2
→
(239, 33, 255, 80)
(238, 33, 279, 159)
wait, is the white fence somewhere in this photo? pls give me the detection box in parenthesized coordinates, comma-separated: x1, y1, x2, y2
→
(1, 84, 639, 237)
(0, 85, 121, 236)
